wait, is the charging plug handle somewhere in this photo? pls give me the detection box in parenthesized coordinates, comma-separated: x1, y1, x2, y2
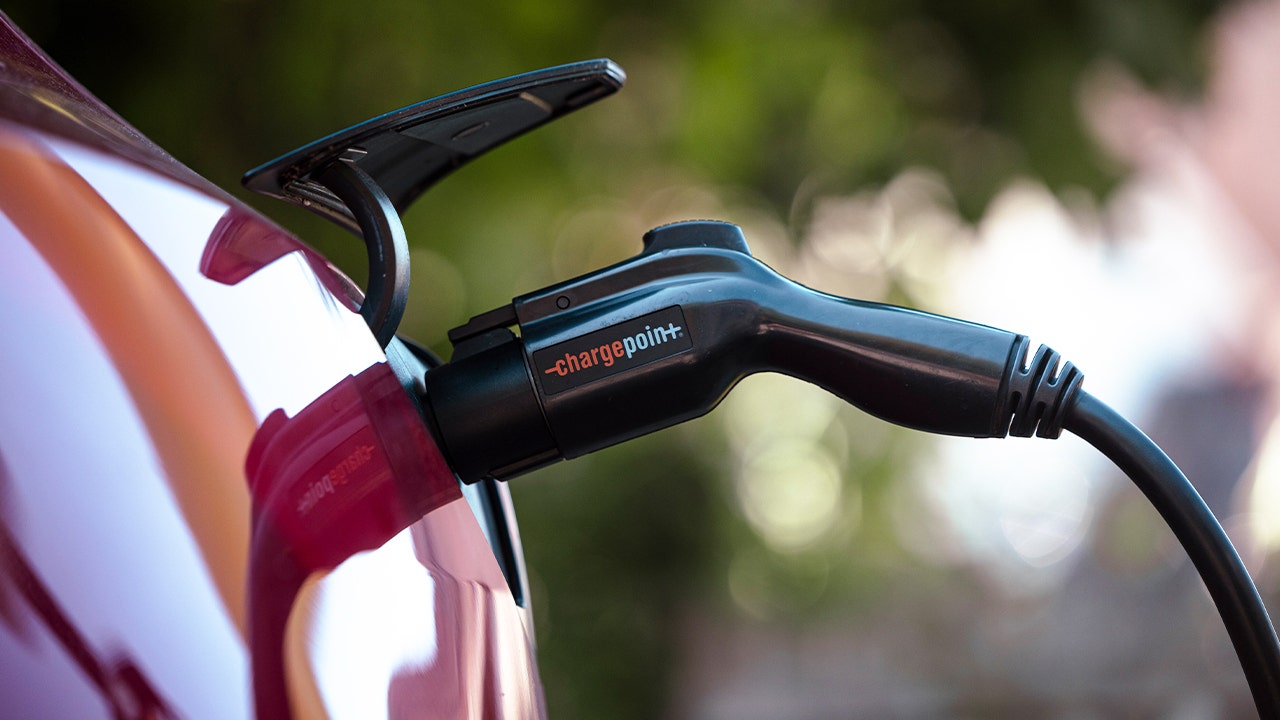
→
(423, 221, 1080, 483)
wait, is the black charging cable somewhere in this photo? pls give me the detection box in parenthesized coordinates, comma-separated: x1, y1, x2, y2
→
(1065, 391, 1280, 716)
(420, 220, 1280, 717)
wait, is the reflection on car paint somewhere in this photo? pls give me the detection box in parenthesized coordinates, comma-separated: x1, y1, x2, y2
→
(0, 16, 548, 717)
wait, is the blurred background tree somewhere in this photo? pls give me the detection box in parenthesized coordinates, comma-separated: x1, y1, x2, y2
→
(5, 1, 1232, 717)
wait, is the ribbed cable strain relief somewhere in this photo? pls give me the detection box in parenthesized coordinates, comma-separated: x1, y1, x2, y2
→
(1002, 337, 1085, 439)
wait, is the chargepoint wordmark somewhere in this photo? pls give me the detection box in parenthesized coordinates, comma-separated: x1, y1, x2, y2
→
(542, 321, 684, 378)
(533, 307, 693, 395)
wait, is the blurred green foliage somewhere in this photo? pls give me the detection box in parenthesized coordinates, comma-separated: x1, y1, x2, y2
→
(6, 1, 1218, 717)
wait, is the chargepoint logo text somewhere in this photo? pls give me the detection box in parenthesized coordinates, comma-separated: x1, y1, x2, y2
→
(532, 306, 693, 395)
(542, 322, 684, 377)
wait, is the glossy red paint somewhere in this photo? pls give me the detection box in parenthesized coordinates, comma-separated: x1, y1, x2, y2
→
(0, 14, 544, 719)
(245, 362, 460, 574)
(202, 206, 363, 314)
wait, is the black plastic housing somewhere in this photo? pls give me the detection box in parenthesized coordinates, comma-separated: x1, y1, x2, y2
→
(423, 330, 561, 482)
(423, 221, 1038, 483)
(244, 60, 625, 236)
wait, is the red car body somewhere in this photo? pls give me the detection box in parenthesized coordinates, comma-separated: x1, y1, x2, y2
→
(0, 14, 543, 719)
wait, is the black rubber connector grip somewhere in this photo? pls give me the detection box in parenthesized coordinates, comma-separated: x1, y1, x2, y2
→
(1003, 338, 1084, 439)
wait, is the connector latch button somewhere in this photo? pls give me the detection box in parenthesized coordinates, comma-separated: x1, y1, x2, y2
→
(641, 220, 751, 256)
